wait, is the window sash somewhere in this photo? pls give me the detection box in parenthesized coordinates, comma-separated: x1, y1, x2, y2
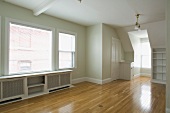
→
(141, 55, 151, 68)
(59, 51, 75, 69)
(5, 18, 55, 75)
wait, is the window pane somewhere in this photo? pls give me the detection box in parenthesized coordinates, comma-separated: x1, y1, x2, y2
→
(59, 52, 74, 69)
(141, 42, 151, 55)
(9, 23, 52, 74)
(59, 33, 75, 51)
(142, 55, 151, 68)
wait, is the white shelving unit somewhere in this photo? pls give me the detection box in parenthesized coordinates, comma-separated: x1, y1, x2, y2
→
(152, 48, 166, 84)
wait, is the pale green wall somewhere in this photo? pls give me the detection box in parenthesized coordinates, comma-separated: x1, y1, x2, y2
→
(102, 24, 120, 79)
(0, 1, 86, 79)
(166, 0, 170, 111)
(86, 24, 102, 79)
(86, 24, 125, 80)
(124, 52, 134, 62)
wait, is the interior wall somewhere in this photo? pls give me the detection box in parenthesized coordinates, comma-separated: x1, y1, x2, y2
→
(124, 52, 134, 62)
(102, 24, 121, 80)
(166, 0, 170, 111)
(0, 1, 86, 79)
(128, 33, 141, 76)
(86, 24, 103, 79)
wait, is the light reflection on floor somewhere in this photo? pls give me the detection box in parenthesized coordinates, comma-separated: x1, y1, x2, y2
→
(59, 103, 74, 113)
(140, 84, 151, 111)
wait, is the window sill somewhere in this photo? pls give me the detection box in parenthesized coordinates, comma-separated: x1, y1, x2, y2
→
(0, 70, 72, 80)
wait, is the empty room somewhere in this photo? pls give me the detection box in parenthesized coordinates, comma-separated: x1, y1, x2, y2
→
(0, 0, 170, 113)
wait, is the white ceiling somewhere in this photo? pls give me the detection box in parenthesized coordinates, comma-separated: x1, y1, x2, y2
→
(5, 0, 165, 27)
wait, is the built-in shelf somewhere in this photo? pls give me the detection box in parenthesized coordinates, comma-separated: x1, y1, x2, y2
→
(28, 84, 45, 88)
(152, 48, 166, 84)
(0, 70, 72, 105)
(27, 76, 45, 87)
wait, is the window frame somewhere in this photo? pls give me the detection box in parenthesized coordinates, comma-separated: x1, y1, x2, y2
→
(57, 29, 77, 70)
(0, 16, 1, 76)
(5, 18, 55, 75)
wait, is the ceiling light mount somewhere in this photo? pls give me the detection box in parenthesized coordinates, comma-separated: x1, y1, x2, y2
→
(78, 0, 82, 3)
(135, 14, 141, 30)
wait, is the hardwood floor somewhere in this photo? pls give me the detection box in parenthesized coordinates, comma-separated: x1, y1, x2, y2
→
(0, 77, 165, 113)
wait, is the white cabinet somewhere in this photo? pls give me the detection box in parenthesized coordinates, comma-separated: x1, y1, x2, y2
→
(152, 48, 166, 84)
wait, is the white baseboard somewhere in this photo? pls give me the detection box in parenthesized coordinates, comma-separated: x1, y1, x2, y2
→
(133, 73, 151, 78)
(133, 74, 141, 78)
(71, 77, 113, 85)
(166, 108, 170, 113)
(151, 79, 166, 84)
(102, 78, 112, 84)
(71, 77, 86, 84)
(140, 73, 151, 77)
(86, 77, 103, 84)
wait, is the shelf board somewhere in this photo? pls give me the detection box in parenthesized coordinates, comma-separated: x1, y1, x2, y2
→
(153, 72, 166, 74)
(28, 83, 45, 88)
(153, 65, 166, 67)
(153, 52, 166, 54)
(153, 58, 166, 60)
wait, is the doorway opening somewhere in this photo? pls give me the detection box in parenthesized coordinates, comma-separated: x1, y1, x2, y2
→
(128, 30, 151, 78)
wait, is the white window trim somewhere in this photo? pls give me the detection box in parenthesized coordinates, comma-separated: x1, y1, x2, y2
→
(57, 29, 77, 70)
(5, 18, 55, 75)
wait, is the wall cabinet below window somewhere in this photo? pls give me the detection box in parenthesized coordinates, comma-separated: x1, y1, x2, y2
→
(0, 70, 72, 104)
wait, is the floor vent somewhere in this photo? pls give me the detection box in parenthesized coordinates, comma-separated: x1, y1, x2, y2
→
(0, 97, 22, 105)
(49, 86, 70, 93)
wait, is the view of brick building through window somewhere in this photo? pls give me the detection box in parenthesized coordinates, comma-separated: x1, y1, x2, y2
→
(9, 23, 52, 74)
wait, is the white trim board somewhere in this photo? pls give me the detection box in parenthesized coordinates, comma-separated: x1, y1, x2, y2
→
(166, 108, 170, 113)
(72, 77, 112, 85)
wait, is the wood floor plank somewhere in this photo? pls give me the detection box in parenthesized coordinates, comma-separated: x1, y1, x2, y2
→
(0, 77, 165, 113)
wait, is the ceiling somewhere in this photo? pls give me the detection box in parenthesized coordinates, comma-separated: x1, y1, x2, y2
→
(5, 0, 165, 27)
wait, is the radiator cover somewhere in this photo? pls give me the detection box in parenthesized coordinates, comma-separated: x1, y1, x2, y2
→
(2, 79, 24, 99)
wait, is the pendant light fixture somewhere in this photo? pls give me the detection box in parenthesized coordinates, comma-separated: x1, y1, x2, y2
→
(135, 14, 141, 30)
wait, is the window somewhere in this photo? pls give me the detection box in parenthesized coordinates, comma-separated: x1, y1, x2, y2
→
(8, 22, 53, 74)
(141, 41, 151, 68)
(59, 32, 76, 69)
